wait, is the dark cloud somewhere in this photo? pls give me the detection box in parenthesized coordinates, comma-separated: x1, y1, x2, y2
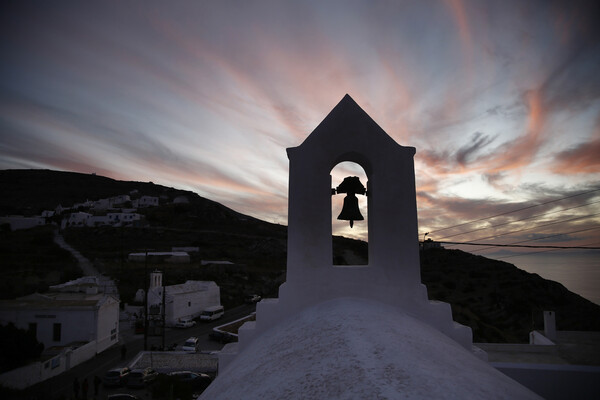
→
(537, 1, 600, 113)
(418, 131, 497, 173)
(455, 132, 496, 167)
(419, 184, 600, 243)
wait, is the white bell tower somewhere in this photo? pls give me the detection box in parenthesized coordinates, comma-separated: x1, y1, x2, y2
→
(149, 270, 163, 289)
(220, 95, 474, 371)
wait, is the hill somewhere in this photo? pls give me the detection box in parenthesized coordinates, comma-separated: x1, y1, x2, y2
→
(0, 169, 240, 219)
(1, 169, 599, 343)
(420, 248, 600, 342)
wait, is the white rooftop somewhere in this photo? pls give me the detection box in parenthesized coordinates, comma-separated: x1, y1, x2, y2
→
(129, 251, 189, 257)
(163, 280, 217, 295)
(49, 276, 98, 290)
(202, 298, 540, 399)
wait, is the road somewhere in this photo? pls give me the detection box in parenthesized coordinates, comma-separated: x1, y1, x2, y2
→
(145, 303, 255, 352)
(22, 303, 256, 400)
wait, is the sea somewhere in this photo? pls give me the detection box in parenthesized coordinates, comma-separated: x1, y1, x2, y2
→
(485, 250, 600, 306)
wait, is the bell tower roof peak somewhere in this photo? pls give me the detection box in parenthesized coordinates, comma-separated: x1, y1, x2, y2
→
(293, 95, 411, 156)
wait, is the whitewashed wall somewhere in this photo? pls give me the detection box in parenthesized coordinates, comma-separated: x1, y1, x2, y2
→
(96, 298, 120, 353)
(0, 340, 97, 389)
(168, 285, 220, 324)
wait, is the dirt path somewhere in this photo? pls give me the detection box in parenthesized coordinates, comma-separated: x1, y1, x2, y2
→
(53, 229, 120, 297)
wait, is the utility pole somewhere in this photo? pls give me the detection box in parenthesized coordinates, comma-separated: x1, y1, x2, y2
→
(144, 249, 148, 351)
(422, 232, 429, 250)
(120, 225, 124, 277)
(161, 268, 166, 350)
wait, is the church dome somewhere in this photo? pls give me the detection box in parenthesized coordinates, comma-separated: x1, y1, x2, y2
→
(201, 298, 540, 399)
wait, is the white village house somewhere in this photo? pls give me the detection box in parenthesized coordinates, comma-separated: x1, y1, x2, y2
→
(0, 277, 120, 390)
(0, 289, 119, 354)
(106, 211, 142, 226)
(91, 195, 131, 211)
(41, 210, 55, 218)
(136, 271, 221, 326)
(133, 195, 159, 208)
(72, 200, 94, 210)
(61, 211, 92, 228)
(128, 251, 190, 264)
(2, 191, 160, 232)
(0, 215, 46, 231)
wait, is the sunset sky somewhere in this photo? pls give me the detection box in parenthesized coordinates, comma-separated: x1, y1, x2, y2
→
(1, 1, 599, 301)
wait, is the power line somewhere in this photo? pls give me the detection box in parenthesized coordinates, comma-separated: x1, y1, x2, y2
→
(425, 187, 600, 236)
(466, 226, 600, 254)
(492, 240, 600, 261)
(456, 212, 600, 244)
(436, 199, 600, 241)
(438, 241, 600, 250)
(437, 226, 600, 252)
(504, 226, 598, 245)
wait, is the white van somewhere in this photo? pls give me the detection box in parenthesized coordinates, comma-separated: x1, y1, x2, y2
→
(174, 318, 196, 329)
(200, 305, 224, 321)
(181, 337, 199, 352)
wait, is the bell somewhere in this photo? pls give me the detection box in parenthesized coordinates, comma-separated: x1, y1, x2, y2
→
(337, 192, 364, 228)
(334, 176, 367, 228)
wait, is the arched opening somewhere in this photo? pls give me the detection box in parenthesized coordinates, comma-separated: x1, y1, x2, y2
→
(331, 161, 368, 265)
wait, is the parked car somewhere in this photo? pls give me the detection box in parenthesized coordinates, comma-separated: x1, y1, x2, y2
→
(182, 337, 200, 352)
(208, 330, 236, 343)
(174, 318, 196, 328)
(126, 367, 159, 388)
(103, 367, 131, 387)
(245, 294, 262, 303)
(168, 370, 212, 390)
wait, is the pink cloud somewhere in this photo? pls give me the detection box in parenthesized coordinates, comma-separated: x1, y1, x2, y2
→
(551, 136, 600, 174)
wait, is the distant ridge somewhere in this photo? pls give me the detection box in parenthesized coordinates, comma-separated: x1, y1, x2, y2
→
(0, 169, 238, 219)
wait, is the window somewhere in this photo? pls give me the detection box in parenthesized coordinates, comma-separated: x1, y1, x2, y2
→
(188, 301, 191, 307)
(28, 323, 37, 337)
(53, 323, 61, 341)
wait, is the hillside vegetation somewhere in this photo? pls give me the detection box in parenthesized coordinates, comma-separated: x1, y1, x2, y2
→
(1, 169, 599, 343)
(0, 225, 80, 298)
(0, 169, 167, 216)
(421, 248, 600, 342)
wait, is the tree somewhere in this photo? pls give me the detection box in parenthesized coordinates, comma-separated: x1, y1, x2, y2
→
(0, 323, 44, 373)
